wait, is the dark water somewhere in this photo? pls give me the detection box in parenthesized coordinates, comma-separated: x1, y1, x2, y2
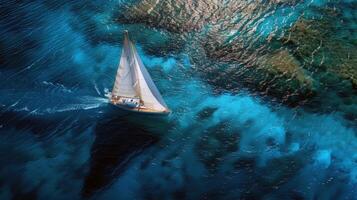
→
(0, 0, 356, 199)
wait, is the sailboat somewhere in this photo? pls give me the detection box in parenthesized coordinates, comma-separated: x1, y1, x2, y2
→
(109, 30, 171, 115)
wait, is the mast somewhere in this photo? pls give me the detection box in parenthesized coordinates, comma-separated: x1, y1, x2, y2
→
(126, 31, 141, 98)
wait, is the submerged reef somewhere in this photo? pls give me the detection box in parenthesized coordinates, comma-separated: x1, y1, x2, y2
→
(116, 0, 357, 121)
(281, 11, 357, 118)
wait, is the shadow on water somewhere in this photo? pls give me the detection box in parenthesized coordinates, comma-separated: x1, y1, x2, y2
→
(82, 106, 170, 198)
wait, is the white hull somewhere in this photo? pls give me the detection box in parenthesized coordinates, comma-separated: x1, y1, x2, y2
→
(110, 102, 171, 115)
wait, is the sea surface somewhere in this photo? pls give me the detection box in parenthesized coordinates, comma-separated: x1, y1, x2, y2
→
(0, 0, 356, 199)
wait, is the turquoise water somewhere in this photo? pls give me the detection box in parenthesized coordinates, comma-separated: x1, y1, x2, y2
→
(0, 0, 356, 199)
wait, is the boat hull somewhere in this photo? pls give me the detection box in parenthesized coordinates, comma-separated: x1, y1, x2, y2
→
(109, 103, 171, 116)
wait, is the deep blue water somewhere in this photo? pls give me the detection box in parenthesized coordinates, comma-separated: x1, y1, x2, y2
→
(0, 0, 356, 200)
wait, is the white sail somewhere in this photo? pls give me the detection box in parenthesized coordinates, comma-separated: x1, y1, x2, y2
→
(129, 43, 169, 111)
(112, 33, 138, 98)
(111, 31, 169, 113)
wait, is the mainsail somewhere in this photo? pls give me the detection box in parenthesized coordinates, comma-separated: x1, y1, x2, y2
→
(112, 31, 169, 112)
(112, 32, 138, 98)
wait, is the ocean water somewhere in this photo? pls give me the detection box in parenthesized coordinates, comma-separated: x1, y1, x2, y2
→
(0, 0, 356, 200)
